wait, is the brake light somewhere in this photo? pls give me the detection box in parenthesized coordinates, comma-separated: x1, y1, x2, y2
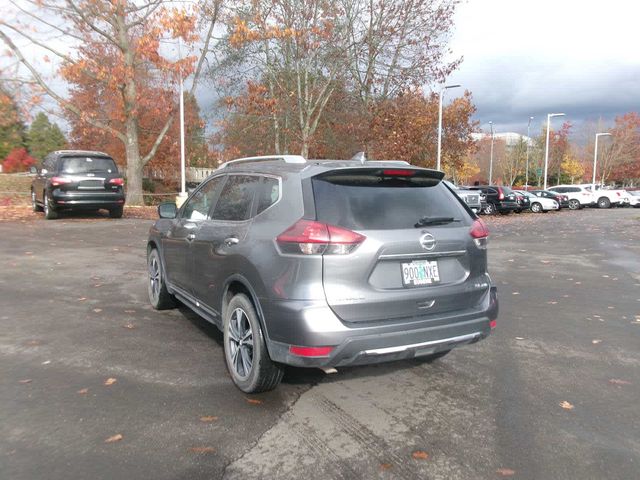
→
(497, 187, 504, 200)
(50, 177, 72, 186)
(382, 169, 416, 176)
(470, 218, 489, 249)
(108, 178, 124, 186)
(489, 320, 497, 329)
(276, 219, 366, 255)
(289, 345, 334, 357)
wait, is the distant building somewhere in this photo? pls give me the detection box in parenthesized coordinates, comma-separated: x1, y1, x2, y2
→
(471, 132, 533, 147)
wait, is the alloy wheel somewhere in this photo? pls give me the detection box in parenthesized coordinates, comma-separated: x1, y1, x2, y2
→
(148, 253, 161, 303)
(227, 308, 254, 380)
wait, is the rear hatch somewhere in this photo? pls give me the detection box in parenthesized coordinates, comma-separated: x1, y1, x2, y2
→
(312, 168, 489, 324)
(55, 156, 123, 194)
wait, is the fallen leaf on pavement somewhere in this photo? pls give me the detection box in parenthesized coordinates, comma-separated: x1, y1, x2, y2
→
(246, 398, 263, 405)
(496, 468, 516, 476)
(104, 378, 117, 386)
(591, 339, 602, 344)
(411, 450, 429, 460)
(515, 337, 524, 340)
(609, 379, 631, 386)
(559, 401, 574, 410)
(189, 447, 215, 454)
(512, 292, 520, 295)
(19, 379, 33, 384)
(122, 323, 136, 329)
(200, 416, 219, 422)
(124, 310, 135, 313)
(105, 434, 123, 443)
(93, 308, 102, 313)
(42, 360, 51, 365)
(77, 297, 87, 301)
(380, 463, 392, 470)
(77, 388, 89, 394)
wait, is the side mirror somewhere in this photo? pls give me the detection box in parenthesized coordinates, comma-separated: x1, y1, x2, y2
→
(158, 202, 177, 219)
(29, 166, 38, 174)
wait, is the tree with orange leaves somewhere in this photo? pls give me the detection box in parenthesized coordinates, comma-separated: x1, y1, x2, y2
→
(0, 0, 222, 204)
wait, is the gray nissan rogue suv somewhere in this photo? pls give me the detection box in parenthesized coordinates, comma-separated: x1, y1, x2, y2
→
(147, 155, 498, 392)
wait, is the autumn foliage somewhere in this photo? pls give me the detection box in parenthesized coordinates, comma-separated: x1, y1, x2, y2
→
(2, 147, 35, 173)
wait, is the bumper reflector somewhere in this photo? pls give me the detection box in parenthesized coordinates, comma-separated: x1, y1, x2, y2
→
(289, 345, 334, 357)
(489, 320, 497, 329)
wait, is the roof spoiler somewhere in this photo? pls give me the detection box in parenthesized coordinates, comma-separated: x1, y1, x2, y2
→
(219, 155, 306, 169)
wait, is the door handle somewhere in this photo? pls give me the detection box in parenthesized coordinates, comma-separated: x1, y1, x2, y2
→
(186, 233, 196, 241)
(224, 237, 239, 246)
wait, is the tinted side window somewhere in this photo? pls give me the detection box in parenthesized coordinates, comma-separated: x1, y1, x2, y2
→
(182, 176, 225, 221)
(212, 175, 261, 221)
(568, 187, 580, 193)
(551, 187, 563, 193)
(256, 177, 280, 215)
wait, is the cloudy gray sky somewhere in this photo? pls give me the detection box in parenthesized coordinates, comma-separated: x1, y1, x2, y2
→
(446, 0, 640, 136)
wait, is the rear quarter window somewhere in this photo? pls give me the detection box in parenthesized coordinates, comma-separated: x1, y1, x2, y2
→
(312, 171, 469, 230)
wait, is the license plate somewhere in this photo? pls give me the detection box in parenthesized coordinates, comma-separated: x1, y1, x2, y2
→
(401, 260, 440, 286)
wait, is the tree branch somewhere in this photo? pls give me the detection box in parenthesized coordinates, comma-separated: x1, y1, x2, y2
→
(0, 28, 126, 142)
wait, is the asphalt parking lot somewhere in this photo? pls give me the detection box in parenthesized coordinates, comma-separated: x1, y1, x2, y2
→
(1, 208, 639, 480)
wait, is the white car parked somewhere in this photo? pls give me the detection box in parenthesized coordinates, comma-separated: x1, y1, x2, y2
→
(579, 184, 628, 208)
(623, 190, 640, 207)
(548, 185, 596, 210)
(515, 190, 559, 213)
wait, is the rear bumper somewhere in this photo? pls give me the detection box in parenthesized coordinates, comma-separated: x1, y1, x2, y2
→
(261, 286, 498, 368)
(51, 189, 125, 208)
(495, 202, 518, 212)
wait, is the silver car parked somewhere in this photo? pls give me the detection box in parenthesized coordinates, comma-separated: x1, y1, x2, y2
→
(147, 156, 499, 392)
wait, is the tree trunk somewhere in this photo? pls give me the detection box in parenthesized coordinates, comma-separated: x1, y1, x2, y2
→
(124, 116, 144, 205)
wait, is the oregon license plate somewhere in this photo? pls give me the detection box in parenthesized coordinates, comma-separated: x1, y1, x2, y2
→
(401, 260, 440, 286)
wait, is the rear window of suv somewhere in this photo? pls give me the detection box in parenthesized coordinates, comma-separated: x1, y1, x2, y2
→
(312, 169, 468, 230)
(60, 156, 118, 174)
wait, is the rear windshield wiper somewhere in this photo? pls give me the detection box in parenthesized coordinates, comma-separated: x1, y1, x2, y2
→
(414, 216, 460, 227)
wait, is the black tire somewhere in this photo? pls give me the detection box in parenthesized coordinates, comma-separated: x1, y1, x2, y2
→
(109, 206, 124, 218)
(597, 197, 611, 209)
(31, 190, 43, 212)
(43, 193, 57, 220)
(531, 202, 542, 213)
(568, 199, 580, 210)
(224, 294, 283, 393)
(499, 210, 511, 215)
(147, 248, 176, 310)
(483, 203, 495, 215)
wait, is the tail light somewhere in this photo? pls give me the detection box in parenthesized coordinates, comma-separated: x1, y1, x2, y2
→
(497, 187, 504, 200)
(50, 177, 72, 186)
(276, 219, 366, 255)
(382, 169, 416, 176)
(616, 192, 620, 197)
(470, 218, 489, 249)
(108, 178, 124, 186)
(289, 345, 334, 357)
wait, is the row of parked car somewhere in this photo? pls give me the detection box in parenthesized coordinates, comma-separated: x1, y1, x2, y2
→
(447, 181, 640, 215)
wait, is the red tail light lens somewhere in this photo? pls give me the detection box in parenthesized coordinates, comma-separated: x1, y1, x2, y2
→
(497, 187, 504, 200)
(51, 177, 72, 186)
(289, 345, 334, 357)
(108, 178, 124, 186)
(470, 219, 489, 249)
(276, 219, 365, 255)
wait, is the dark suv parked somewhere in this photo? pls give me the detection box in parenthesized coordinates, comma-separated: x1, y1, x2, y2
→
(31, 150, 125, 219)
(147, 156, 498, 392)
(469, 185, 519, 215)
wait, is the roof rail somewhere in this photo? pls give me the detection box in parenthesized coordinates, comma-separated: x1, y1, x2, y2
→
(219, 155, 306, 169)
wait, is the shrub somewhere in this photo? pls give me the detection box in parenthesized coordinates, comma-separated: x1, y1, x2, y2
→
(3, 148, 36, 173)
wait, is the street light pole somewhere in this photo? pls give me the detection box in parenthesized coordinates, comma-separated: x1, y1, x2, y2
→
(177, 38, 187, 206)
(489, 121, 494, 185)
(436, 84, 461, 171)
(525, 116, 533, 189)
(543, 112, 565, 190)
(592, 132, 611, 191)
